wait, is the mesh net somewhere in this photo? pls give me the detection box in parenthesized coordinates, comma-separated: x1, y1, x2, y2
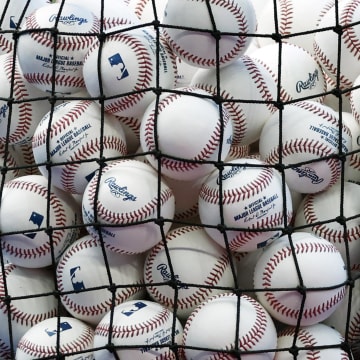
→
(0, 0, 359, 359)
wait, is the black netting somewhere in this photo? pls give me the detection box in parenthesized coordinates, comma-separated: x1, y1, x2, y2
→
(0, 0, 359, 359)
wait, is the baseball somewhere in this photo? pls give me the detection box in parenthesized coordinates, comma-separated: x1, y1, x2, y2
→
(275, 323, 352, 359)
(350, 72, 360, 124)
(249, 42, 327, 103)
(314, 0, 360, 90)
(190, 55, 277, 146)
(0, 0, 50, 55)
(0, 141, 22, 183)
(82, 26, 177, 118)
(259, 100, 352, 194)
(16, 316, 95, 360)
(0, 174, 80, 268)
(255, 0, 335, 55)
(0, 264, 57, 359)
(31, 99, 128, 194)
(294, 181, 360, 272)
(182, 293, 277, 359)
(93, 299, 183, 360)
(82, 159, 175, 254)
(198, 158, 293, 252)
(162, 0, 257, 68)
(140, 86, 233, 181)
(57, 234, 145, 326)
(144, 225, 236, 320)
(16, 2, 100, 94)
(0, 52, 51, 144)
(253, 231, 348, 326)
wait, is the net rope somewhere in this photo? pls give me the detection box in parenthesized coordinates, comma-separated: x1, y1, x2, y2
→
(0, 0, 358, 359)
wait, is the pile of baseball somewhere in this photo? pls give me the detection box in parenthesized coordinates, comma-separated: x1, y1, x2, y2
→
(0, 0, 359, 358)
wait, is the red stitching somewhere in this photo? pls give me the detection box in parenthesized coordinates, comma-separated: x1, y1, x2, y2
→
(163, 0, 250, 67)
(279, 0, 294, 36)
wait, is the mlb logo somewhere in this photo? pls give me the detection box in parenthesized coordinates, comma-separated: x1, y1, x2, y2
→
(25, 211, 44, 239)
(121, 301, 147, 317)
(45, 321, 72, 337)
(108, 53, 129, 80)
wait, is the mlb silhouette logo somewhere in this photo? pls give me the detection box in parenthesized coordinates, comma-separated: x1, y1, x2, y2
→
(70, 266, 86, 291)
(25, 211, 44, 239)
(121, 301, 147, 317)
(45, 321, 72, 337)
(108, 53, 129, 80)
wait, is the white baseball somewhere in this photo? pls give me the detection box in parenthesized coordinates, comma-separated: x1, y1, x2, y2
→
(259, 100, 352, 194)
(183, 293, 277, 359)
(162, 0, 257, 68)
(55, 0, 139, 30)
(57, 235, 145, 326)
(198, 158, 293, 252)
(140, 86, 233, 181)
(32, 99, 128, 194)
(17, 2, 100, 94)
(324, 277, 360, 346)
(82, 159, 175, 254)
(0, 0, 50, 55)
(16, 316, 94, 360)
(0, 264, 57, 359)
(294, 181, 360, 272)
(93, 299, 183, 360)
(0, 53, 51, 144)
(253, 232, 348, 326)
(256, 0, 335, 55)
(83, 26, 177, 118)
(275, 323, 351, 359)
(190, 56, 277, 146)
(144, 225, 235, 320)
(249, 43, 327, 103)
(314, 0, 360, 90)
(0, 174, 80, 268)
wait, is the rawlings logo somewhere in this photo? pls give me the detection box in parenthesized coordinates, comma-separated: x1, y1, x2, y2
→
(156, 263, 189, 289)
(292, 166, 324, 184)
(49, 13, 89, 26)
(104, 177, 137, 201)
(217, 165, 243, 185)
(296, 69, 319, 93)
